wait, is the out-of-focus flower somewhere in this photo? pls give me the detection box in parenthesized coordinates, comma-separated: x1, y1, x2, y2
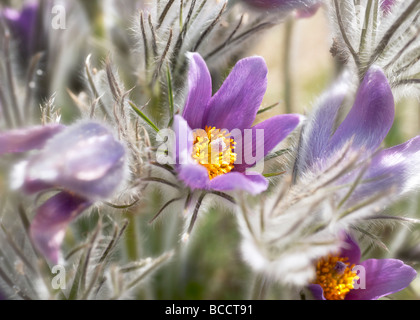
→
(237, 65, 420, 288)
(309, 233, 417, 300)
(0, 121, 126, 263)
(173, 53, 301, 195)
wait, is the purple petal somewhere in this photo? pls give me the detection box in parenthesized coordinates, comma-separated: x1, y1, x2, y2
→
(204, 56, 267, 131)
(173, 115, 211, 190)
(177, 162, 210, 190)
(308, 284, 326, 300)
(234, 114, 301, 173)
(297, 68, 350, 173)
(339, 233, 361, 265)
(325, 66, 394, 161)
(173, 115, 194, 166)
(381, 0, 396, 14)
(345, 259, 417, 300)
(209, 171, 268, 195)
(349, 135, 420, 203)
(295, 2, 321, 18)
(0, 124, 64, 155)
(182, 53, 212, 129)
(30, 192, 92, 264)
(23, 121, 126, 200)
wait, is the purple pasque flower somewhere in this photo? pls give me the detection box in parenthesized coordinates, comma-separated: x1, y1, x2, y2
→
(0, 121, 126, 263)
(174, 53, 301, 195)
(295, 65, 420, 208)
(309, 233, 417, 300)
(1, 1, 43, 63)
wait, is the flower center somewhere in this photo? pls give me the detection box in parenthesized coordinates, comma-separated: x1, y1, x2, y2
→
(192, 126, 237, 180)
(314, 255, 359, 300)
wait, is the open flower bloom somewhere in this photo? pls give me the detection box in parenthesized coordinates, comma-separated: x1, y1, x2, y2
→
(0, 121, 126, 263)
(296, 66, 420, 214)
(1, 1, 42, 63)
(309, 233, 417, 300)
(174, 53, 301, 195)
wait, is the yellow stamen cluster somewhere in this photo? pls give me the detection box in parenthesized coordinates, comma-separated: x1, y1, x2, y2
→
(314, 255, 359, 300)
(192, 126, 237, 180)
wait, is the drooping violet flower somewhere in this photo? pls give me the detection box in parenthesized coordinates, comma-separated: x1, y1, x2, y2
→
(296, 65, 420, 214)
(309, 233, 417, 300)
(0, 121, 126, 263)
(174, 53, 301, 195)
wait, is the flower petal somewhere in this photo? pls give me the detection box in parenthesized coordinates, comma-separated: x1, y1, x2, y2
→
(209, 171, 268, 195)
(295, 2, 322, 18)
(182, 53, 212, 129)
(308, 284, 326, 300)
(173, 115, 194, 165)
(297, 71, 350, 173)
(339, 233, 361, 265)
(173, 115, 210, 190)
(30, 192, 92, 264)
(23, 121, 126, 200)
(345, 259, 417, 300)
(177, 162, 210, 190)
(234, 114, 301, 173)
(0, 124, 64, 155)
(204, 56, 267, 131)
(348, 135, 420, 203)
(325, 66, 394, 160)
(381, 0, 396, 14)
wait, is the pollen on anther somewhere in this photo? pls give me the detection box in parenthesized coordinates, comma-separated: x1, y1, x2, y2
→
(192, 126, 237, 180)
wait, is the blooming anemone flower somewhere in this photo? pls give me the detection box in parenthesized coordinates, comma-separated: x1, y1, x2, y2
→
(173, 53, 301, 195)
(309, 233, 417, 300)
(295, 65, 420, 212)
(0, 121, 126, 264)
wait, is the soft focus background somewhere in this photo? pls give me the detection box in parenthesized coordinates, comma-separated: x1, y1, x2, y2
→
(0, 0, 419, 300)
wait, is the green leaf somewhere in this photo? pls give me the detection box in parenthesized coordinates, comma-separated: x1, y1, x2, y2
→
(128, 101, 160, 133)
